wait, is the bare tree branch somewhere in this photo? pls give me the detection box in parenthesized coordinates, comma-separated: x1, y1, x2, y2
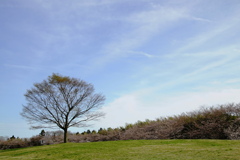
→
(21, 73, 105, 143)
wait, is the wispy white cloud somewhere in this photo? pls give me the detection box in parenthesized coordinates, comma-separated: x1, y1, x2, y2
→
(3, 64, 41, 71)
(226, 79, 240, 84)
(87, 1, 240, 74)
(173, 18, 240, 55)
(118, 44, 240, 107)
(127, 50, 155, 58)
(186, 16, 211, 22)
(88, 5, 191, 70)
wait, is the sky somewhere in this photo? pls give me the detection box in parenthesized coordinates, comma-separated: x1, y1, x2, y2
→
(1, 0, 240, 138)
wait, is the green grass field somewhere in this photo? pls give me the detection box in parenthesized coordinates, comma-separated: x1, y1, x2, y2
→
(0, 140, 240, 160)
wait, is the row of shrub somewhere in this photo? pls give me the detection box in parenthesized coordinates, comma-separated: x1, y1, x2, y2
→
(68, 103, 240, 142)
(0, 136, 42, 150)
(1, 103, 240, 149)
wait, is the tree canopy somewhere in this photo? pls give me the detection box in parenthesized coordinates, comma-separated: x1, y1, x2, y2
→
(21, 73, 105, 143)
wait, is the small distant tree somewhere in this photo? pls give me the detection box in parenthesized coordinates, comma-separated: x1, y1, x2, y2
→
(87, 130, 91, 134)
(98, 128, 103, 133)
(81, 131, 87, 135)
(10, 135, 15, 140)
(40, 130, 46, 136)
(21, 73, 105, 143)
(98, 128, 108, 135)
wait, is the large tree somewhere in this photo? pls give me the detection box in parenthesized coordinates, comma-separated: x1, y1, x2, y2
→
(21, 73, 105, 143)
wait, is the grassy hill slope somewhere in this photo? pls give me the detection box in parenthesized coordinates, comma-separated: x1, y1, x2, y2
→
(0, 140, 240, 160)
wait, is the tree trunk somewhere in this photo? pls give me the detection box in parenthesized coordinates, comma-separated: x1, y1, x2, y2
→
(63, 129, 68, 143)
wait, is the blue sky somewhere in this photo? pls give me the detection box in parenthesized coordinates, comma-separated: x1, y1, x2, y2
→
(1, 0, 240, 138)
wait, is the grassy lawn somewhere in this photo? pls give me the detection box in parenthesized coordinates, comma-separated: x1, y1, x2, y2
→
(0, 139, 240, 160)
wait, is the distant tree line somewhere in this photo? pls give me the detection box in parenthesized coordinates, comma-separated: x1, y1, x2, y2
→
(0, 136, 42, 150)
(56, 104, 240, 142)
(1, 103, 240, 149)
(54, 103, 240, 142)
